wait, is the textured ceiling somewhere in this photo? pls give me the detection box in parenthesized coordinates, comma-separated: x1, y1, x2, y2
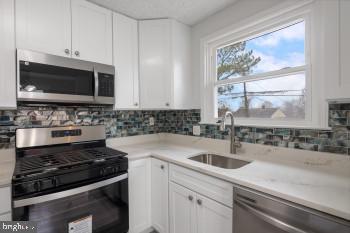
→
(88, 0, 238, 25)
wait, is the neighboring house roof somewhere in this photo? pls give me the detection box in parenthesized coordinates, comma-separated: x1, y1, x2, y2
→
(234, 107, 286, 119)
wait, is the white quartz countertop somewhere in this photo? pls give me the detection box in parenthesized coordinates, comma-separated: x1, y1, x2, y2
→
(0, 134, 349, 221)
(107, 138, 350, 221)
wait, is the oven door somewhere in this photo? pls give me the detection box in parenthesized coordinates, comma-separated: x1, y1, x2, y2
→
(13, 174, 129, 233)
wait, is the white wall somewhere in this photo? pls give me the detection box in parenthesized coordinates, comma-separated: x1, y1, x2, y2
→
(190, 0, 288, 108)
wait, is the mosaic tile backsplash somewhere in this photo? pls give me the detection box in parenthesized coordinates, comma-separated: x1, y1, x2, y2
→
(0, 103, 349, 156)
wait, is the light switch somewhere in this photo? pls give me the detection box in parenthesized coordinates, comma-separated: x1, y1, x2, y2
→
(193, 125, 201, 136)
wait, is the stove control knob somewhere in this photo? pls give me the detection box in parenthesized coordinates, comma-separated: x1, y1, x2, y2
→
(106, 167, 113, 175)
(100, 168, 105, 176)
(52, 177, 58, 187)
(33, 181, 41, 192)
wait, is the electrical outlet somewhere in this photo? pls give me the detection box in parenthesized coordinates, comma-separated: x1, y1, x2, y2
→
(149, 117, 155, 126)
(193, 125, 201, 136)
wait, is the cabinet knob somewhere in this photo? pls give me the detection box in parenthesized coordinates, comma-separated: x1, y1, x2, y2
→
(160, 165, 164, 170)
(134, 103, 138, 106)
(165, 103, 170, 107)
(188, 195, 193, 201)
(64, 49, 70, 55)
(74, 51, 80, 56)
(197, 199, 202, 205)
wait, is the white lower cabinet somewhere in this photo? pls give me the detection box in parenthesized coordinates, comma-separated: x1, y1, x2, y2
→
(0, 212, 11, 221)
(151, 158, 169, 233)
(169, 182, 232, 233)
(128, 159, 152, 233)
(196, 194, 232, 233)
(0, 187, 11, 215)
(169, 182, 197, 233)
(129, 159, 232, 233)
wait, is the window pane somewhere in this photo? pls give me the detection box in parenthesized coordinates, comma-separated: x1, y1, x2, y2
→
(216, 21, 305, 81)
(217, 74, 306, 119)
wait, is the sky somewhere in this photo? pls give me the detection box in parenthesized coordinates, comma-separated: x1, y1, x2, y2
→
(217, 21, 306, 115)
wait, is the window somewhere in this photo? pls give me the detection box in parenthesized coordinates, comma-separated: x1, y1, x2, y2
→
(215, 20, 307, 120)
(201, 2, 331, 128)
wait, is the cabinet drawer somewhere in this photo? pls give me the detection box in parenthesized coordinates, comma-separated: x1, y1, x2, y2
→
(169, 164, 233, 207)
(0, 186, 11, 214)
(0, 212, 11, 221)
(151, 158, 168, 171)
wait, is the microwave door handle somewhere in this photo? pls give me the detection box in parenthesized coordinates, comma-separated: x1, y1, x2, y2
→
(235, 199, 312, 233)
(94, 69, 99, 99)
(13, 173, 128, 208)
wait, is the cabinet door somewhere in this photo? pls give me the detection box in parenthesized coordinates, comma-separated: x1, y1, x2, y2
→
(339, 0, 350, 98)
(0, 187, 11, 214)
(0, 0, 16, 109)
(0, 212, 11, 221)
(151, 159, 169, 233)
(16, 0, 71, 57)
(169, 182, 196, 233)
(71, 0, 112, 64)
(196, 194, 232, 233)
(139, 19, 172, 109)
(128, 159, 151, 233)
(113, 13, 139, 109)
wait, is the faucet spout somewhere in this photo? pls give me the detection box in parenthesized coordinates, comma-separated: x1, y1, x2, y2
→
(219, 111, 241, 154)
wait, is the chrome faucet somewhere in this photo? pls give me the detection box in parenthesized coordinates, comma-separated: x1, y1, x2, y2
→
(218, 111, 241, 154)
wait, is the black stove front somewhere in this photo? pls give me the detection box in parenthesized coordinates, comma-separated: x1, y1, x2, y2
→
(12, 125, 129, 233)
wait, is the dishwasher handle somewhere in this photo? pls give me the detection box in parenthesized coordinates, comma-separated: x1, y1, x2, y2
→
(235, 199, 314, 233)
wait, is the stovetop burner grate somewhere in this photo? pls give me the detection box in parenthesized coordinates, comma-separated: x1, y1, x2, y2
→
(14, 147, 127, 177)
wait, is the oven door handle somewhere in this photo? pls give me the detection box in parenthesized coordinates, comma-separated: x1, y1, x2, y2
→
(14, 173, 128, 208)
(235, 199, 313, 233)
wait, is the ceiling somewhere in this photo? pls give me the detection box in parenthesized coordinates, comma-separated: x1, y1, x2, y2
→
(88, 0, 238, 25)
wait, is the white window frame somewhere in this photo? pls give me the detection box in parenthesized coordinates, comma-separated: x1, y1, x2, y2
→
(201, 1, 328, 128)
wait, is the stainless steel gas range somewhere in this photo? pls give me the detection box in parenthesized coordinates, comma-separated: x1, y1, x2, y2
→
(12, 125, 129, 233)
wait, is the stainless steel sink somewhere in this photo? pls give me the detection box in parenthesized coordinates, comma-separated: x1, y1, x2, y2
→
(188, 154, 251, 169)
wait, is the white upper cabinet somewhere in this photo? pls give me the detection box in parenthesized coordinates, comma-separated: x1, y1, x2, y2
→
(16, 0, 72, 57)
(139, 19, 193, 109)
(338, 0, 350, 100)
(113, 13, 139, 109)
(324, 0, 350, 101)
(71, 0, 112, 64)
(0, 0, 16, 109)
(139, 19, 172, 109)
(16, 0, 113, 64)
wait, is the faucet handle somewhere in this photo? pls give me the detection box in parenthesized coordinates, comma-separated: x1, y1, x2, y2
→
(216, 119, 226, 131)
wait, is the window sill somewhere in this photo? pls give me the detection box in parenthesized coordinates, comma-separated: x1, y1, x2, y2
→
(199, 119, 331, 130)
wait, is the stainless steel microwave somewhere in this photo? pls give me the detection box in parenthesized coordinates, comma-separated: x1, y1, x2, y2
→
(17, 50, 115, 105)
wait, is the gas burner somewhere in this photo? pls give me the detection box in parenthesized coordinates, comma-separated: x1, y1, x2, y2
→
(14, 147, 127, 179)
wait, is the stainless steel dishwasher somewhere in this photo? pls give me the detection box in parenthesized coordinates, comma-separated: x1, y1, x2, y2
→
(233, 186, 350, 233)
